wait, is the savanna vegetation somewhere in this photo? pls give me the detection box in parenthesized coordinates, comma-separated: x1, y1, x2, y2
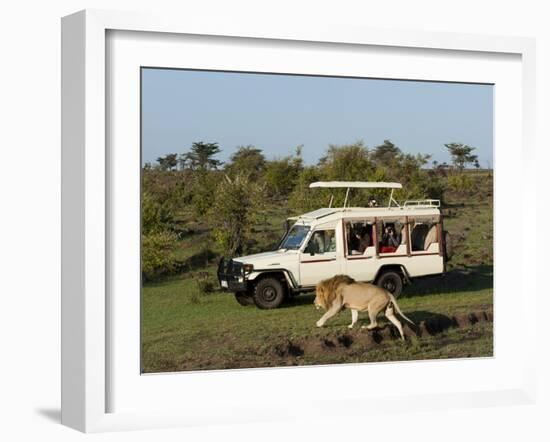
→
(141, 139, 493, 372)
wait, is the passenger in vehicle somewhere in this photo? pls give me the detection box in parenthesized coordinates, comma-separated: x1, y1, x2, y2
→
(381, 224, 400, 252)
(347, 225, 357, 252)
(354, 226, 371, 254)
(311, 231, 325, 253)
(325, 230, 336, 252)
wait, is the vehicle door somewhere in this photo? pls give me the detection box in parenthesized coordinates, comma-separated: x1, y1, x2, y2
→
(343, 218, 378, 282)
(299, 227, 342, 287)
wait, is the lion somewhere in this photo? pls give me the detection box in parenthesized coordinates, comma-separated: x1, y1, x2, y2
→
(314, 274, 414, 340)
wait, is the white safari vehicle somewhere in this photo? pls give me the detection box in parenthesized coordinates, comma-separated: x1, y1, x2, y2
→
(218, 181, 451, 309)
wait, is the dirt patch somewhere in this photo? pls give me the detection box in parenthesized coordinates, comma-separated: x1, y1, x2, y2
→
(274, 340, 305, 358)
(268, 308, 493, 363)
(163, 309, 493, 372)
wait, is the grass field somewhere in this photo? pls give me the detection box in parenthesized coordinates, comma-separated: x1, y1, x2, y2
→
(142, 267, 492, 372)
(141, 172, 493, 373)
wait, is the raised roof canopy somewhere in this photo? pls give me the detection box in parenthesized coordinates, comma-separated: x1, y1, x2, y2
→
(309, 181, 402, 189)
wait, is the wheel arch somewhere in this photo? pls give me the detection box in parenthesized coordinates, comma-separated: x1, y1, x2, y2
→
(374, 264, 411, 285)
(247, 270, 297, 292)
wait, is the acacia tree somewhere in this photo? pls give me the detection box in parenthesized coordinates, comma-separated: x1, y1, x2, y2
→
(156, 153, 178, 171)
(180, 142, 223, 171)
(445, 143, 478, 171)
(371, 139, 401, 168)
(225, 145, 266, 180)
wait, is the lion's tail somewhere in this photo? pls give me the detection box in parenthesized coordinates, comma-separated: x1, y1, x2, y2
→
(388, 293, 414, 325)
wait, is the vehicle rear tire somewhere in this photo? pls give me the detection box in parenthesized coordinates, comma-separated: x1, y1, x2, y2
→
(234, 292, 255, 306)
(376, 270, 403, 298)
(253, 277, 285, 309)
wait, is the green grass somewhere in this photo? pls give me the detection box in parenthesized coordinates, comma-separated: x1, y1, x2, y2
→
(141, 269, 493, 372)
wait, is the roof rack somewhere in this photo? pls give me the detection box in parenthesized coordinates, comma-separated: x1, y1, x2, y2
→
(309, 181, 403, 208)
(309, 181, 402, 189)
(404, 199, 441, 208)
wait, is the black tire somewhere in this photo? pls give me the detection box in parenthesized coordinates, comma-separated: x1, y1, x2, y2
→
(234, 292, 255, 306)
(376, 270, 403, 298)
(253, 277, 286, 309)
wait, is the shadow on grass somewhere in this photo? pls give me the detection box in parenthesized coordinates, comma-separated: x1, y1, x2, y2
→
(282, 265, 492, 307)
(402, 264, 493, 297)
(282, 292, 316, 308)
(175, 248, 218, 273)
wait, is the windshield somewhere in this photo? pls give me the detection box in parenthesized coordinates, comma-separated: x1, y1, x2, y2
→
(279, 225, 310, 250)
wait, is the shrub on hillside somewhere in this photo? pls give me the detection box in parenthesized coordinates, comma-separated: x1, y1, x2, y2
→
(264, 147, 303, 197)
(210, 174, 265, 256)
(142, 191, 175, 235)
(141, 230, 178, 281)
(447, 173, 476, 195)
(318, 141, 374, 181)
(288, 166, 325, 212)
(190, 171, 222, 217)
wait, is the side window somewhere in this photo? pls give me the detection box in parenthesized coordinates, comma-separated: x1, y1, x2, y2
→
(304, 230, 336, 254)
(345, 220, 374, 256)
(378, 219, 405, 254)
(410, 217, 439, 252)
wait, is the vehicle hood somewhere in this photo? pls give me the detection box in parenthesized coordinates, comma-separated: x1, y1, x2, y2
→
(232, 249, 297, 267)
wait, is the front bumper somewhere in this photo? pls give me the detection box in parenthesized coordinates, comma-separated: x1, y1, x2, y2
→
(217, 258, 247, 292)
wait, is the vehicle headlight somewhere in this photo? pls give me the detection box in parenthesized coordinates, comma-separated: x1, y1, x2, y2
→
(243, 264, 254, 273)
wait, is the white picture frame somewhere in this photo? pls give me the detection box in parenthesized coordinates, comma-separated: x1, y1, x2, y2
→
(61, 9, 537, 433)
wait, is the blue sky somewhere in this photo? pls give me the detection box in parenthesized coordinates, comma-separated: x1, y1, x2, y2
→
(141, 68, 493, 168)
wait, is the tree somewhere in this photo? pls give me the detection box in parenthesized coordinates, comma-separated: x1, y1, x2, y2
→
(225, 145, 266, 180)
(156, 153, 178, 171)
(264, 146, 303, 196)
(445, 143, 478, 171)
(371, 140, 401, 168)
(190, 171, 222, 217)
(318, 141, 374, 181)
(288, 166, 324, 212)
(180, 142, 222, 171)
(211, 174, 264, 256)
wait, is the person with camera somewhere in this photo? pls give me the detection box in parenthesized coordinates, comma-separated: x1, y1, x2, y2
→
(381, 223, 400, 252)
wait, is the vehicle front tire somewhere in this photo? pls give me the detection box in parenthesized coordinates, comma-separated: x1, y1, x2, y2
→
(234, 292, 255, 306)
(253, 277, 285, 309)
(376, 270, 403, 298)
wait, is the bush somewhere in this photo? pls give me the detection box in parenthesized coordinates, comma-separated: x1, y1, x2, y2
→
(190, 171, 222, 217)
(210, 174, 265, 256)
(188, 274, 216, 304)
(319, 141, 374, 181)
(196, 272, 215, 293)
(288, 166, 325, 212)
(141, 169, 191, 225)
(264, 147, 303, 196)
(142, 191, 175, 235)
(447, 174, 476, 194)
(141, 230, 178, 281)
